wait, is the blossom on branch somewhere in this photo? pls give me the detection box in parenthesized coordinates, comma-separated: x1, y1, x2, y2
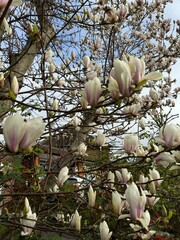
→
(157, 123, 180, 148)
(57, 166, 69, 186)
(20, 197, 37, 236)
(112, 191, 124, 215)
(99, 220, 112, 240)
(125, 182, 146, 220)
(70, 210, 82, 232)
(88, 185, 96, 207)
(115, 168, 132, 184)
(123, 134, 139, 154)
(3, 113, 45, 153)
(82, 77, 101, 107)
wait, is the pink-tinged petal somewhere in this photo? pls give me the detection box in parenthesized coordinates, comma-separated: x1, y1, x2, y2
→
(129, 57, 145, 84)
(143, 71, 162, 81)
(125, 182, 146, 220)
(19, 118, 46, 150)
(113, 59, 132, 97)
(84, 78, 101, 107)
(3, 113, 25, 152)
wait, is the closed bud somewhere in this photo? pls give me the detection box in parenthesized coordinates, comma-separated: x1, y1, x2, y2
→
(52, 99, 58, 111)
(83, 55, 91, 69)
(45, 48, 53, 62)
(88, 185, 96, 207)
(112, 191, 124, 215)
(123, 134, 139, 154)
(11, 76, 19, 95)
(71, 210, 82, 232)
(48, 62, 55, 74)
(99, 221, 112, 240)
(57, 166, 69, 186)
(71, 50, 76, 59)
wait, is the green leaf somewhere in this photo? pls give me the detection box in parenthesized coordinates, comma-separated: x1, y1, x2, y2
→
(137, 79, 147, 88)
(33, 23, 39, 34)
(9, 90, 16, 99)
(167, 210, 173, 220)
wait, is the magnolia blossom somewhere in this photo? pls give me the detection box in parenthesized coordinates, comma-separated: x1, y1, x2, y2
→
(148, 175, 156, 195)
(45, 48, 53, 62)
(154, 152, 176, 168)
(99, 221, 112, 240)
(157, 123, 180, 148)
(137, 174, 148, 189)
(108, 76, 120, 99)
(72, 116, 81, 127)
(107, 171, 115, 189)
(88, 185, 96, 207)
(52, 98, 58, 111)
(123, 103, 141, 116)
(48, 62, 55, 74)
(21, 212, 37, 236)
(130, 210, 156, 239)
(149, 88, 159, 101)
(144, 190, 160, 207)
(70, 210, 82, 232)
(77, 142, 87, 156)
(123, 134, 139, 154)
(80, 96, 88, 109)
(21, 197, 37, 236)
(149, 168, 162, 188)
(83, 77, 101, 107)
(139, 118, 146, 130)
(128, 55, 162, 84)
(96, 132, 106, 148)
(19, 118, 46, 150)
(125, 182, 146, 220)
(3, 113, 45, 152)
(57, 166, 69, 186)
(116, 4, 128, 18)
(115, 168, 131, 184)
(112, 191, 124, 215)
(11, 76, 19, 95)
(83, 55, 91, 68)
(71, 50, 76, 59)
(112, 59, 132, 96)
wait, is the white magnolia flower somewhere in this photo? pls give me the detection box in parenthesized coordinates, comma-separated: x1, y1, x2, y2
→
(100, 221, 112, 240)
(57, 166, 69, 186)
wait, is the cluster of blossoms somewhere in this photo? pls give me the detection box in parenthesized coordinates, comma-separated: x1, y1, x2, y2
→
(108, 55, 162, 98)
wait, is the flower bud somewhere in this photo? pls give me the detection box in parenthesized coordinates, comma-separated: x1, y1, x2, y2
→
(45, 48, 53, 62)
(112, 191, 124, 215)
(77, 143, 87, 156)
(115, 168, 131, 184)
(52, 98, 58, 111)
(88, 185, 96, 207)
(123, 134, 139, 154)
(83, 55, 91, 69)
(57, 166, 69, 186)
(11, 76, 19, 95)
(99, 221, 112, 240)
(71, 210, 82, 232)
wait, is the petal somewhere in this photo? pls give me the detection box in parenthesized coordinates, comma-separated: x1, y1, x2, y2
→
(143, 71, 162, 80)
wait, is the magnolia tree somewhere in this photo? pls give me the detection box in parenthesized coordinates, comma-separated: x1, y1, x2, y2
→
(0, 0, 179, 239)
